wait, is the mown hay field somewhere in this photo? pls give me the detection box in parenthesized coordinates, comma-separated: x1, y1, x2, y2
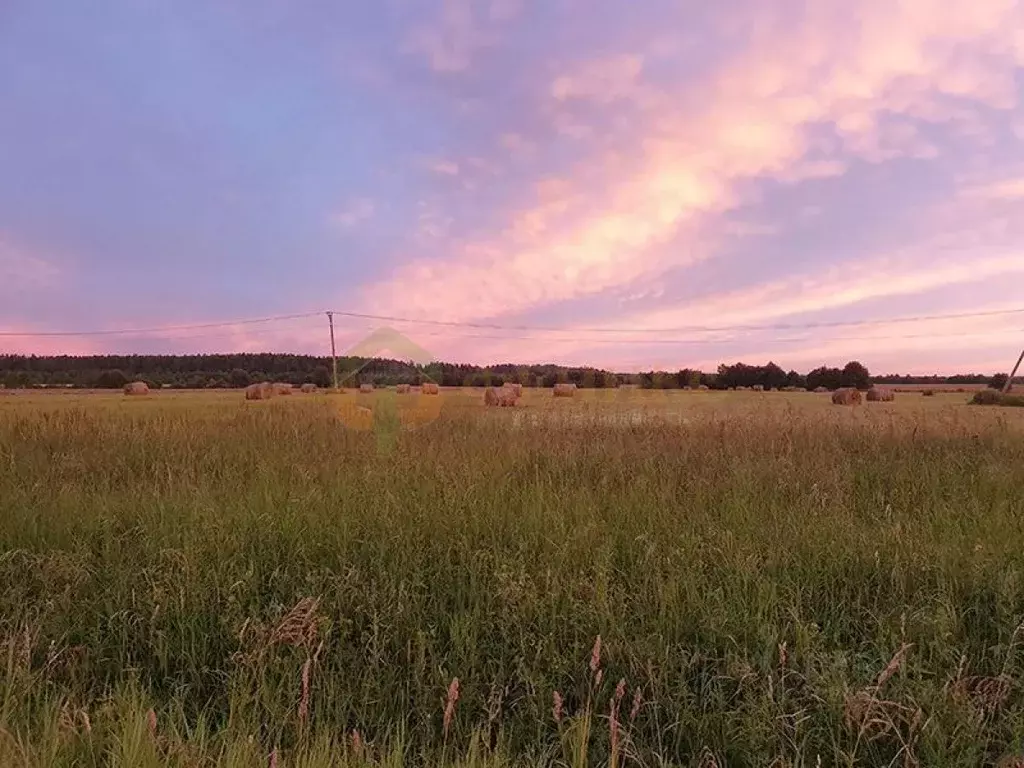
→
(2, 387, 1024, 767)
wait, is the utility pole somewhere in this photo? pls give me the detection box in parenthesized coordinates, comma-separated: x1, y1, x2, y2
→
(327, 311, 338, 391)
(1004, 347, 1024, 394)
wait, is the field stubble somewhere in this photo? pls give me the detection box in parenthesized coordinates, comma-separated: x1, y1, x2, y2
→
(1, 389, 1024, 766)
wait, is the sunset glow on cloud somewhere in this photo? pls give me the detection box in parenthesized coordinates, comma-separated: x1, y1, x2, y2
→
(2, 1, 1024, 373)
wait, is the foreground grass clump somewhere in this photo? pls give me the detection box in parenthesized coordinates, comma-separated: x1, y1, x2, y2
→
(2, 392, 1024, 766)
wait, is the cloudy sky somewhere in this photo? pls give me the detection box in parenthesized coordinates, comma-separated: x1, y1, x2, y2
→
(2, 0, 1024, 374)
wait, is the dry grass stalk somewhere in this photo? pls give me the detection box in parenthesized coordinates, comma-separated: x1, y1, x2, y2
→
(245, 382, 274, 401)
(299, 657, 312, 724)
(697, 747, 721, 768)
(351, 730, 364, 758)
(866, 387, 895, 402)
(843, 643, 918, 741)
(609, 679, 626, 767)
(590, 635, 602, 673)
(950, 674, 1012, 714)
(300, 383, 317, 394)
(553, 382, 577, 397)
(443, 677, 460, 738)
(629, 687, 642, 722)
(396, 384, 411, 394)
(484, 386, 518, 407)
(59, 701, 92, 738)
(146, 708, 157, 740)
(552, 690, 563, 724)
(124, 381, 149, 395)
(421, 381, 440, 395)
(269, 597, 322, 650)
(832, 388, 863, 405)
(876, 643, 913, 688)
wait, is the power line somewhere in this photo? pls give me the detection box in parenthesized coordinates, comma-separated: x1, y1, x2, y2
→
(393, 326, 1024, 346)
(0, 312, 322, 338)
(324, 306, 1024, 334)
(2, 305, 1022, 340)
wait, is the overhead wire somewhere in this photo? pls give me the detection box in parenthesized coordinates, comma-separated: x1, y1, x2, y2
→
(1, 306, 1021, 349)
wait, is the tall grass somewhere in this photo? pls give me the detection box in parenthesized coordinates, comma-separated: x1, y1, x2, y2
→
(1, 392, 1024, 765)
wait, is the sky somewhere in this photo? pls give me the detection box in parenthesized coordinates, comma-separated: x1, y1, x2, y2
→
(2, 0, 1024, 374)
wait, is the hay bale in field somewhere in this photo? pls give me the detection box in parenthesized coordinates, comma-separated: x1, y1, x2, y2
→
(503, 382, 523, 397)
(300, 383, 317, 394)
(698, 384, 710, 391)
(553, 382, 576, 397)
(359, 383, 374, 394)
(395, 384, 411, 394)
(832, 388, 862, 405)
(866, 387, 895, 402)
(272, 382, 293, 396)
(813, 386, 829, 393)
(922, 389, 936, 397)
(421, 382, 440, 395)
(484, 386, 518, 407)
(123, 381, 149, 395)
(245, 382, 274, 400)
(752, 384, 764, 392)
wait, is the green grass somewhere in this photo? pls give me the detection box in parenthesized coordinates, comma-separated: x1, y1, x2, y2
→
(2, 389, 1024, 766)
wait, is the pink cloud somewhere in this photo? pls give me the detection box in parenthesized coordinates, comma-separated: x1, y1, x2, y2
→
(362, 0, 1024, 329)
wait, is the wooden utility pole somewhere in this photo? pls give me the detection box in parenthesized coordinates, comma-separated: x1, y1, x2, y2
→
(1004, 347, 1024, 394)
(327, 311, 338, 390)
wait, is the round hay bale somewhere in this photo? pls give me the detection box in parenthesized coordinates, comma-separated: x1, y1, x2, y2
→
(421, 382, 440, 395)
(245, 382, 274, 400)
(752, 384, 764, 392)
(484, 386, 518, 407)
(396, 384, 411, 394)
(300, 383, 318, 394)
(272, 382, 293, 396)
(124, 381, 149, 396)
(922, 389, 936, 397)
(831, 388, 863, 405)
(359, 383, 374, 394)
(698, 384, 710, 391)
(503, 382, 523, 397)
(813, 386, 829, 393)
(866, 387, 895, 402)
(553, 382, 576, 397)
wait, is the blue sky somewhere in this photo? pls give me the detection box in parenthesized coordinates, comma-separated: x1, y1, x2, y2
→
(2, 0, 1024, 373)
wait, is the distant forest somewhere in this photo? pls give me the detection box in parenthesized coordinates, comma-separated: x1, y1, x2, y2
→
(0, 354, 1013, 391)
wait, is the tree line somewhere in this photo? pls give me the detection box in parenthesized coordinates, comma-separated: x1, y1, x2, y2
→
(0, 354, 1013, 391)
